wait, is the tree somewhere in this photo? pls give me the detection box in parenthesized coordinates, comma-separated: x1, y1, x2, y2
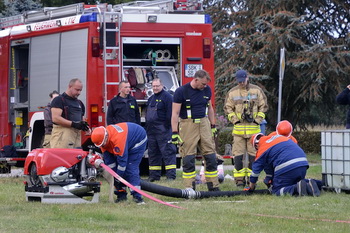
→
(205, 0, 350, 129)
(3, 0, 42, 16)
(0, 0, 5, 14)
(39, 0, 135, 7)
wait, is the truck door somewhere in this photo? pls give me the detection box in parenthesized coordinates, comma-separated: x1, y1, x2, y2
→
(9, 39, 30, 149)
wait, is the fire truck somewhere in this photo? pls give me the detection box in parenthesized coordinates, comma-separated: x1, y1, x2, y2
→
(0, 0, 215, 172)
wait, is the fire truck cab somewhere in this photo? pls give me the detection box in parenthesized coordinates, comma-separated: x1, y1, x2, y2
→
(0, 0, 215, 170)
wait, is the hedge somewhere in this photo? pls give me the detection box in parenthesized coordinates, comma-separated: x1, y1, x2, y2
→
(216, 128, 321, 155)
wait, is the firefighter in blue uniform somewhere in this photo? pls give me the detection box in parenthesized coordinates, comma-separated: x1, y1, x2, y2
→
(171, 69, 220, 191)
(107, 81, 141, 125)
(146, 78, 177, 181)
(91, 123, 147, 204)
(247, 133, 321, 196)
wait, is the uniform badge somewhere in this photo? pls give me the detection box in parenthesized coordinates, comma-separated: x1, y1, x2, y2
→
(114, 147, 120, 153)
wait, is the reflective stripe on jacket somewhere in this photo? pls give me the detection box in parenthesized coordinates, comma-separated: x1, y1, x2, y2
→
(224, 83, 268, 137)
(250, 134, 309, 184)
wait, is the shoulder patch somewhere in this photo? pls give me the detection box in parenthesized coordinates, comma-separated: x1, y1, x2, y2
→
(112, 125, 124, 133)
(266, 134, 282, 143)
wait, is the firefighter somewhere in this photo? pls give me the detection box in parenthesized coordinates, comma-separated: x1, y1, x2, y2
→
(50, 79, 89, 148)
(42, 90, 59, 148)
(91, 123, 147, 204)
(264, 120, 297, 188)
(107, 81, 141, 125)
(145, 78, 177, 182)
(224, 70, 268, 187)
(247, 133, 321, 196)
(171, 69, 220, 191)
(336, 84, 350, 129)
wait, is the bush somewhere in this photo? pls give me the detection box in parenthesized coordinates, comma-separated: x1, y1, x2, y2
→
(216, 128, 233, 155)
(216, 128, 321, 155)
(293, 131, 321, 154)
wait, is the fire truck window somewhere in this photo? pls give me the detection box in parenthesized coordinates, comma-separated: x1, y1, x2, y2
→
(10, 44, 29, 104)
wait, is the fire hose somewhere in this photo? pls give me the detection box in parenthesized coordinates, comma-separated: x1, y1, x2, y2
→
(101, 163, 184, 209)
(91, 154, 270, 207)
(140, 180, 271, 199)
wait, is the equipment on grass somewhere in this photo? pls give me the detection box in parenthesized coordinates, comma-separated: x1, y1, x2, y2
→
(24, 148, 100, 204)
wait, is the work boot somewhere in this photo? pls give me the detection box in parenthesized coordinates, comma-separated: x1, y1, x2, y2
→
(207, 182, 220, 192)
(192, 181, 196, 191)
(306, 179, 321, 197)
(296, 180, 308, 196)
(235, 177, 246, 187)
(133, 196, 145, 205)
(184, 178, 196, 190)
(114, 195, 127, 203)
(147, 177, 160, 182)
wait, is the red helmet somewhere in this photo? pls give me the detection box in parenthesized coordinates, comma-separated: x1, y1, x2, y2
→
(276, 120, 293, 137)
(91, 126, 108, 147)
(250, 133, 263, 150)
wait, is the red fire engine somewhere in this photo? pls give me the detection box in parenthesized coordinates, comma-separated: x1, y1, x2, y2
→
(0, 0, 215, 171)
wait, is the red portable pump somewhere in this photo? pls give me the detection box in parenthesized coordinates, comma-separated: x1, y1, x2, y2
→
(24, 148, 100, 203)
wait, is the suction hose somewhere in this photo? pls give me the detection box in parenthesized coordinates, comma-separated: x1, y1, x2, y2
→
(140, 180, 270, 199)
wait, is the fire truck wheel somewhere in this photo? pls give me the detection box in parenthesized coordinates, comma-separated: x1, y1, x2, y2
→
(29, 163, 42, 187)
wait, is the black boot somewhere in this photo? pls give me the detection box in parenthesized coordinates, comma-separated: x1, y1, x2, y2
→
(207, 182, 220, 192)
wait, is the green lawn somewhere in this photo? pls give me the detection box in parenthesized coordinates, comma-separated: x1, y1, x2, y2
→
(0, 154, 349, 233)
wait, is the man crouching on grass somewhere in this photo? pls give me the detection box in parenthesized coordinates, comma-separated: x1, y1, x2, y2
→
(246, 133, 322, 196)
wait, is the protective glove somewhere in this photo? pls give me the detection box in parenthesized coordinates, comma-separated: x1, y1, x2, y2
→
(71, 121, 90, 131)
(243, 186, 254, 192)
(211, 124, 217, 138)
(244, 183, 256, 192)
(171, 132, 183, 145)
(263, 177, 273, 188)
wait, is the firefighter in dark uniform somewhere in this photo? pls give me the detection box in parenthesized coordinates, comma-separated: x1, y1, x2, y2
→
(107, 81, 141, 125)
(171, 69, 220, 191)
(146, 78, 177, 181)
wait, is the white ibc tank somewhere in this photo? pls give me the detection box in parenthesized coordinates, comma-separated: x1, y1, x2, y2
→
(321, 130, 350, 193)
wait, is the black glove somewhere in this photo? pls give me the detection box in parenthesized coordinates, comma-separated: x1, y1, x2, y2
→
(71, 121, 89, 131)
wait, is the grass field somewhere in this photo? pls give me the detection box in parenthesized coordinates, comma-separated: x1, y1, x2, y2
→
(0, 154, 349, 233)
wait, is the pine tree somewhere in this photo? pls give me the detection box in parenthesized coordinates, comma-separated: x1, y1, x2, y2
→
(3, 0, 42, 16)
(0, 0, 5, 16)
(206, 0, 350, 129)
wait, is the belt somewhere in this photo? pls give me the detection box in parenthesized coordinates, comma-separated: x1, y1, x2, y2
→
(180, 117, 207, 123)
